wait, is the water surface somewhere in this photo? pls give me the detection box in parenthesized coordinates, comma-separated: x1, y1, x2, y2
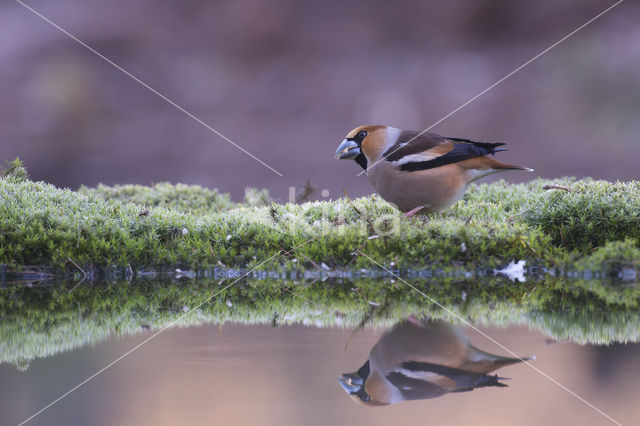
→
(1, 276, 638, 425)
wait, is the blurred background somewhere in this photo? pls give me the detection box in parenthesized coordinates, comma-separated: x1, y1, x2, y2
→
(1, 0, 638, 202)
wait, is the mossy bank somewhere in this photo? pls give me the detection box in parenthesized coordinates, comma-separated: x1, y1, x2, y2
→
(1, 160, 640, 277)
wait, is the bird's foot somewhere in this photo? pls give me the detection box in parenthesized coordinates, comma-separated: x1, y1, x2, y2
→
(406, 315, 424, 326)
(403, 205, 426, 218)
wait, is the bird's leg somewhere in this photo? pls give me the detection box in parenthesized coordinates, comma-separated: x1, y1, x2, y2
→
(406, 315, 424, 326)
(403, 205, 426, 218)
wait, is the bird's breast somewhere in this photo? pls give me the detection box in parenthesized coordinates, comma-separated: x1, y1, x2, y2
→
(366, 162, 466, 213)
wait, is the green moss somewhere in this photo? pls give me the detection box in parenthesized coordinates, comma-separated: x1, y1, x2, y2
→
(1, 274, 638, 369)
(1, 158, 29, 181)
(575, 238, 640, 273)
(566, 239, 640, 306)
(78, 182, 254, 214)
(524, 179, 640, 249)
(2, 173, 640, 276)
(80, 182, 273, 213)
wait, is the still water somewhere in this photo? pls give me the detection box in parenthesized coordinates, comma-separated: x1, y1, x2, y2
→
(1, 276, 639, 426)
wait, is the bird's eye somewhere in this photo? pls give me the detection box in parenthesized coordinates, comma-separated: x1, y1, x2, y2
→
(357, 130, 367, 140)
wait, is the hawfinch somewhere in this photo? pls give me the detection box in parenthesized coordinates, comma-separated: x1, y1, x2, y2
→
(339, 319, 533, 406)
(335, 125, 533, 215)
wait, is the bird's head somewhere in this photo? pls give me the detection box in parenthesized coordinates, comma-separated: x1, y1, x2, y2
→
(334, 125, 390, 171)
(338, 359, 386, 406)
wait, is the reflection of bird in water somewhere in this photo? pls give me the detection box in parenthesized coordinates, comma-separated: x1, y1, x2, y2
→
(339, 318, 533, 406)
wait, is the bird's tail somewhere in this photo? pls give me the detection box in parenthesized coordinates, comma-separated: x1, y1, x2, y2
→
(474, 374, 510, 388)
(463, 346, 535, 373)
(484, 157, 534, 172)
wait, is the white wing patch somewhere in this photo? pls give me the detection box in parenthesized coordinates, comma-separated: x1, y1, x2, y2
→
(392, 152, 439, 166)
(397, 368, 441, 381)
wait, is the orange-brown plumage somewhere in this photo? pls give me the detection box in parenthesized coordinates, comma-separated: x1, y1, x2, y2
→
(335, 124, 533, 213)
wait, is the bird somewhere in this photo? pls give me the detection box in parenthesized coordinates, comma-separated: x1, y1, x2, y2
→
(338, 318, 533, 406)
(335, 125, 533, 216)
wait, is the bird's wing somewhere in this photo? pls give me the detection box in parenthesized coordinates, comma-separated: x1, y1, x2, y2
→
(382, 131, 448, 162)
(399, 361, 508, 391)
(382, 131, 507, 172)
(384, 372, 448, 401)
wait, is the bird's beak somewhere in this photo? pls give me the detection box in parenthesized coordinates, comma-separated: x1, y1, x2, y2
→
(335, 139, 361, 160)
(338, 373, 364, 394)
